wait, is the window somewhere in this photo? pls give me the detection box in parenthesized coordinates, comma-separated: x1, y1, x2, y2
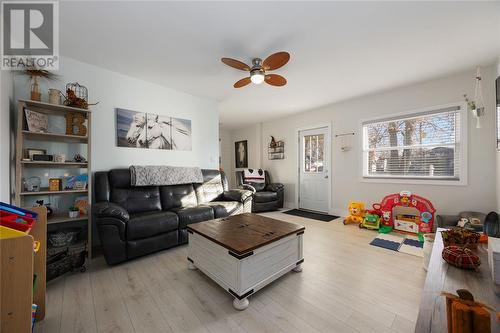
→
(362, 105, 465, 183)
(303, 134, 324, 172)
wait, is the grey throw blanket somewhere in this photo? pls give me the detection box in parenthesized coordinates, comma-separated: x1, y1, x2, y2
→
(130, 165, 204, 186)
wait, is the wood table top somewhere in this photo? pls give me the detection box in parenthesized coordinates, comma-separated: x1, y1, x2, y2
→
(415, 228, 500, 333)
(187, 213, 305, 255)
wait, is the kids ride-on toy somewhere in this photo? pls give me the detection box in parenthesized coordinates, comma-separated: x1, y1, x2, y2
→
(343, 202, 365, 226)
(360, 204, 382, 230)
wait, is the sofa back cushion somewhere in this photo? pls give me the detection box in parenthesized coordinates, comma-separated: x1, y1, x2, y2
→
(160, 184, 198, 210)
(108, 169, 161, 214)
(111, 187, 161, 214)
(195, 169, 224, 204)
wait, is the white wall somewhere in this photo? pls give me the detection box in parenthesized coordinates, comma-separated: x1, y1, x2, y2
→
(0, 71, 14, 202)
(223, 123, 263, 187)
(13, 56, 219, 176)
(219, 128, 233, 185)
(496, 57, 500, 212)
(245, 66, 498, 216)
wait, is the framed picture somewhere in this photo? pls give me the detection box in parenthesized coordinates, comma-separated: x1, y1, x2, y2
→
(116, 108, 192, 150)
(25, 109, 48, 132)
(171, 117, 192, 151)
(25, 148, 47, 160)
(235, 140, 248, 168)
(116, 108, 147, 148)
(48, 178, 62, 191)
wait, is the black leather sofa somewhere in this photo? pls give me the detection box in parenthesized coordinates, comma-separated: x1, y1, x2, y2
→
(235, 170, 284, 213)
(93, 168, 252, 265)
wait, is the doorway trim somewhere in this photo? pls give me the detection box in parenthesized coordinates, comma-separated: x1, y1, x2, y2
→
(295, 122, 332, 214)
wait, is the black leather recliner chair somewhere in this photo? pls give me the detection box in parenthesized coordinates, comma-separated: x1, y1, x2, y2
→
(235, 170, 284, 213)
(93, 169, 252, 265)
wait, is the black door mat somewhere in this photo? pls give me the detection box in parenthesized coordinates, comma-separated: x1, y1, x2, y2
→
(283, 209, 339, 222)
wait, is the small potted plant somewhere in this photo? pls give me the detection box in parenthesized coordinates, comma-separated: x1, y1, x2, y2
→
(464, 93, 484, 128)
(68, 206, 80, 218)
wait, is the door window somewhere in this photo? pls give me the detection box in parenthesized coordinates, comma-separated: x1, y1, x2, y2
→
(303, 134, 324, 172)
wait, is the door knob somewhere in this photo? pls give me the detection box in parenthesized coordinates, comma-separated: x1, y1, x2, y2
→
(324, 175, 328, 179)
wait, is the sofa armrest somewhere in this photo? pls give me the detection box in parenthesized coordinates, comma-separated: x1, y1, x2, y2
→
(435, 214, 459, 231)
(239, 183, 256, 194)
(93, 202, 130, 222)
(223, 189, 253, 203)
(265, 183, 284, 192)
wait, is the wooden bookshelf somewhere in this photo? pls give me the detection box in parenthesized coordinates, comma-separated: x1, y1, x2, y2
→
(22, 130, 88, 143)
(15, 99, 93, 258)
(21, 161, 88, 168)
(20, 188, 88, 196)
(48, 213, 88, 224)
(19, 99, 91, 115)
(0, 206, 47, 332)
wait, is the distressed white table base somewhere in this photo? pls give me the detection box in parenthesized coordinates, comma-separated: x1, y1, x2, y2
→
(187, 231, 304, 310)
(187, 261, 196, 270)
(233, 298, 249, 310)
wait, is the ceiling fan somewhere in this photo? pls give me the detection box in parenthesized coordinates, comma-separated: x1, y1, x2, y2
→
(221, 52, 290, 88)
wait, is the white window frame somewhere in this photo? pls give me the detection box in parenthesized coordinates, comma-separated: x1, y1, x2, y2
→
(359, 102, 468, 186)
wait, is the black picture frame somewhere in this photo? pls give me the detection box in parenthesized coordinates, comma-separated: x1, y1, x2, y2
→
(235, 140, 248, 168)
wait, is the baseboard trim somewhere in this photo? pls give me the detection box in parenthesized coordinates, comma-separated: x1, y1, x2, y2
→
(330, 208, 348, 217)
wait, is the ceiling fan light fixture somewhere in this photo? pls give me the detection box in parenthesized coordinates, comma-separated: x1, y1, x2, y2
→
(250, 70, 265, 84)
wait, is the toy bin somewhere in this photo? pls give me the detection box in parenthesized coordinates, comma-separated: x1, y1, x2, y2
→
(0, 202, 37, 232)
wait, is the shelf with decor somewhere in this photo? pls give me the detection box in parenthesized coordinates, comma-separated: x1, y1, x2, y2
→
(22, 130, 88, 143)
(48, 213, 88, 225)
(15, 99, 93, 262)
(268, 140, 285, 160)
(20, 161, 88, 168)
(20, 189, 88, 196)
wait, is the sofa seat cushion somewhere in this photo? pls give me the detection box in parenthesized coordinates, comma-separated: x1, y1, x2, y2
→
(127, 211, 179, 240)
(206, 201, 243, 218)
(172, 206, 214, 229)
(254, 191, 278, 203)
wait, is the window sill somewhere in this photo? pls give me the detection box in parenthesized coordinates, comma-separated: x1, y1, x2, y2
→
(360, 176, 467, 186)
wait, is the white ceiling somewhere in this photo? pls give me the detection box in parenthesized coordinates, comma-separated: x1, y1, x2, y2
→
(59, 1, 500, 129)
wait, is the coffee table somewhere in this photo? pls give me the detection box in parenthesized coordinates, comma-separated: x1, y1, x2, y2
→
(187, 213, 305, 310)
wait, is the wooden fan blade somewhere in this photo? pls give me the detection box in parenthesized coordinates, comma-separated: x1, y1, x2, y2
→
(221, 58, 250, 71)
(263, 52, 290, 71)
(234, 77, 251, 88)
(265, 74, 287, 86)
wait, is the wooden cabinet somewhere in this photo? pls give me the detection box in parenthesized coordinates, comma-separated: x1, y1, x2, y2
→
(0, 206, 47, 332)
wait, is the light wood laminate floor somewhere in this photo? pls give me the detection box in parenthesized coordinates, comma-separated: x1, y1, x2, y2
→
(35, 211, 426, 333)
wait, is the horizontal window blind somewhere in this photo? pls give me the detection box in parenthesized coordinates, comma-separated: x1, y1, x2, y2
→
(362, 106, 461, 180)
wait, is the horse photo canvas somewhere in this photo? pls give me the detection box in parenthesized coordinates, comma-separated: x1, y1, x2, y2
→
(146, 113, 171, 150)
(116, 108, 192, 150)
(171, 117, 192, 151)
(235, 140, 248, 168)
(116, 108, 147, 148)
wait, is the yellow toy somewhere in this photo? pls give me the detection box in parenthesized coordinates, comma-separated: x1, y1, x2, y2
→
(343, 202, 366, 225)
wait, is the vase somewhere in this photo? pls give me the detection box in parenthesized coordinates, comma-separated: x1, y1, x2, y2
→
(30, 76, 41, 101)
(69, 210, 79, 218)
(48, 89, 62, 105)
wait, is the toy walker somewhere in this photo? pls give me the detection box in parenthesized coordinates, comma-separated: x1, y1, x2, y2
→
(360, 203, 382, 230)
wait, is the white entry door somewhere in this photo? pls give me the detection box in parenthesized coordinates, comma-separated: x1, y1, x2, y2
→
(298, 126, 330, 213)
